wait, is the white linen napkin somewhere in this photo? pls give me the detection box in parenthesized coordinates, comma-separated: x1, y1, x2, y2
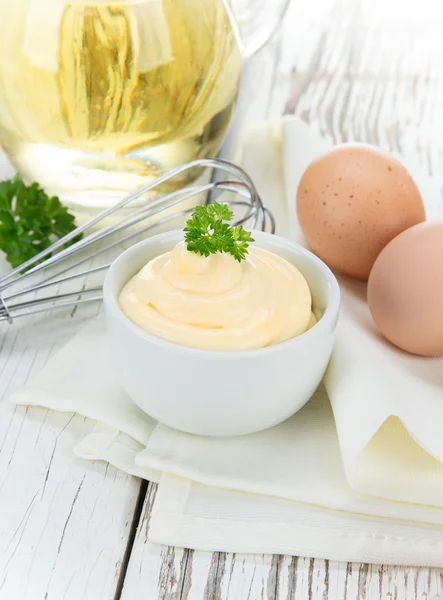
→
(12, 322, 443, 565)
(148, 474, 443, 567)
(8, 118, 443, 566)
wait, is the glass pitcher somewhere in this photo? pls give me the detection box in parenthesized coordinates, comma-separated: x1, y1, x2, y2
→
(0, 0, 289, 217)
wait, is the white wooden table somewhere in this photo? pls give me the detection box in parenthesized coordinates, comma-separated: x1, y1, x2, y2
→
(1, 0, 443, 598)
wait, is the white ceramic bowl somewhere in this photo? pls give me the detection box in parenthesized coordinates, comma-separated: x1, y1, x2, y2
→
(103, 230, 340, 436)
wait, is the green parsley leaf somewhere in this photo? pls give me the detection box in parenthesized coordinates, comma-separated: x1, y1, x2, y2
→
(229, 225, 255, 262)
(184, 201, 254, 262)
(0, 176, 80, 269)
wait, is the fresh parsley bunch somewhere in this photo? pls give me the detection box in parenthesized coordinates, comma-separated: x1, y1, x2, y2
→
(184, 202, 254, 262)
(0, 176, 79, 269)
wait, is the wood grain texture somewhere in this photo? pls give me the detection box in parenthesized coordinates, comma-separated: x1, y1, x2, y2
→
(0, 262, 143, 599)
(122, 0, 443, 598)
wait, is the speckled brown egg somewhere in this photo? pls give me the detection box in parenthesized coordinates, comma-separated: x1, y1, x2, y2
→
(368, 220, 443, 357)
(296, 144, 426, 280)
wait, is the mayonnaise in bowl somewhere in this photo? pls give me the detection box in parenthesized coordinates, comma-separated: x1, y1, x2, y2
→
(118, 241, 316, 351)
(104, 229, 340, 435)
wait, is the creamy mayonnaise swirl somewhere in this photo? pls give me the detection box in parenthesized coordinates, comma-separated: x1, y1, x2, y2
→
(118, 242, 315, 351)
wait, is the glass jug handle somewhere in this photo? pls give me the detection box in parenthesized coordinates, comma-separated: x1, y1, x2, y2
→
(226, 0, 291, 58)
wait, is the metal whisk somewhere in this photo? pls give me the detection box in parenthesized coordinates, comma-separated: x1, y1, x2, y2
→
(0, 158, 274, 324)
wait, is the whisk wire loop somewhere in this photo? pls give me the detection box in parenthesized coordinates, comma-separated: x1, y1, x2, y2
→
(0, 159, 273, 323)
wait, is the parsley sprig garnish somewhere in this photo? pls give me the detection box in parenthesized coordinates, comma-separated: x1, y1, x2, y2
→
(184, 202, 254, 262)
(0, 176, 80, 269)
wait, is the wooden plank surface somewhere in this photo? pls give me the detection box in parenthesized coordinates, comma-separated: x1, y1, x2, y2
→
(121, 0, 443, 598)
(0, 268, 144, 598)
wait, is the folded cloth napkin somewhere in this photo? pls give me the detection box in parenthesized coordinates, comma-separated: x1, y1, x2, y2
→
(9, 118, 443, 566)
(282, 117, 443, 507)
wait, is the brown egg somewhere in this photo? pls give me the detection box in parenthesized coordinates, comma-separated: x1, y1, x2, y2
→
(368, 221, 443, 356)
(296, 144, 425, 280)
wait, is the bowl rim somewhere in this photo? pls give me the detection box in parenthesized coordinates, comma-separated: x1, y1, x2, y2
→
(103, 229, 340, 357)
